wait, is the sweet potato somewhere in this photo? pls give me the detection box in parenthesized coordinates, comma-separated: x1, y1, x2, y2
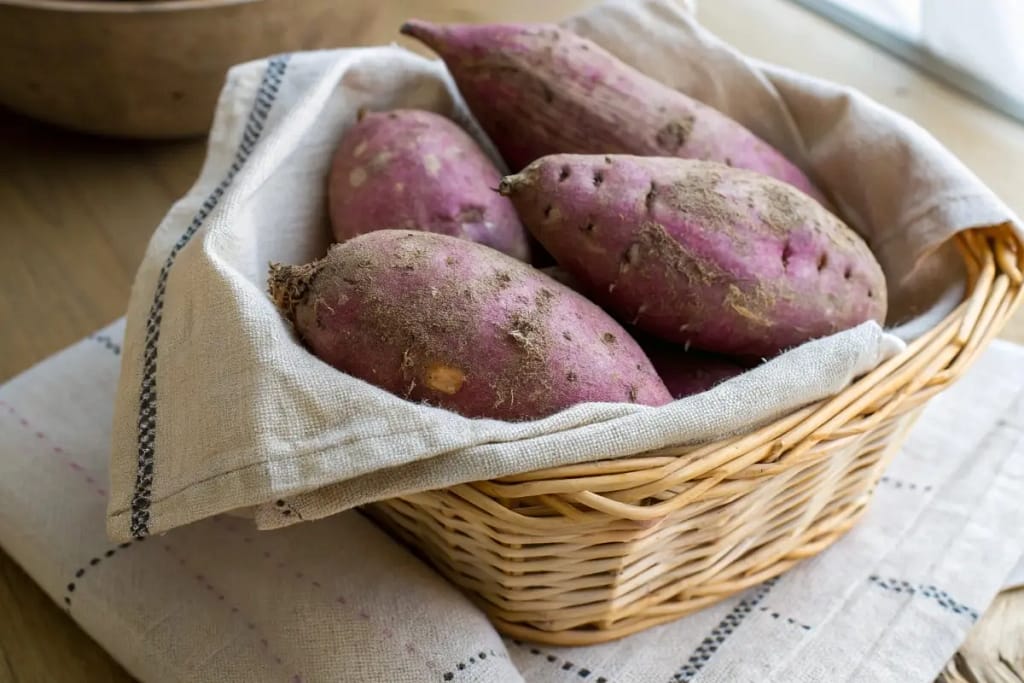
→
(327, 109, 530, 261)
(537, 266, 749, 396)
(400, 20, 829, 207)
(268, 230, 671, 420)
(640, 337, 750, 399)
(499, 154, 887, 358)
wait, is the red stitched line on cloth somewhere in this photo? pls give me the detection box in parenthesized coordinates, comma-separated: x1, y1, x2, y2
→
(212, 516, 439, 668)
(0, 399, 108, 497)
(0, 398, 150, 611)
(0, 401, 301, 682)
(161, 542, 303, 682)
(0, 399, 146, 610)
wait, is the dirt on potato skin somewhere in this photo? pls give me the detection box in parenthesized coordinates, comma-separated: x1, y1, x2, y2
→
(268, 230, 671, 420)
(399, 19, 830, 205)
(501, 154, 887, 358)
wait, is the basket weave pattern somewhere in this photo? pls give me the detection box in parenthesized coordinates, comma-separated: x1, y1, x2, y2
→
(366, 226, 1023, 645)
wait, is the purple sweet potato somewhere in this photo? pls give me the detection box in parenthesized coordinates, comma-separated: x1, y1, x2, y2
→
(327, 109, 530, 261)
(268, 230, 671, 421)
(640, 337, 750, 399)
(538, 266, 749, 396)
(499, 154, 887, 358)
(400, 20, 829, 207)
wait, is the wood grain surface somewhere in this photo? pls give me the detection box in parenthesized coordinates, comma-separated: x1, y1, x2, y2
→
(0, 0, 1021, 681)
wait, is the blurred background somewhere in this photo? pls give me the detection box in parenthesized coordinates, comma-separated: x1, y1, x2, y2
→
(1, 0, 1021, 138)
(794, 0, 1024, 123)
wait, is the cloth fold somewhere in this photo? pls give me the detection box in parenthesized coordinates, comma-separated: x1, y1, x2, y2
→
(2, 320, 1023, 681)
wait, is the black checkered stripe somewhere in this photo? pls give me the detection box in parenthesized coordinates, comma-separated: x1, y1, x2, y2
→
(130, 55, 290, 539)
(868, 575, 979, 620)
(670, 578, 779, 682)
(89, 334, 122, 355)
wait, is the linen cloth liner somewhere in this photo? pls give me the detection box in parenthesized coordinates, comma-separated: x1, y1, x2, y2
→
(2, 321, 1023, 681)
(104, 0, 1021, 540)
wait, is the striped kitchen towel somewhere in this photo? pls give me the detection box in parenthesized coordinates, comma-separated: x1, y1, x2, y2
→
(0, 319, 1021, 682)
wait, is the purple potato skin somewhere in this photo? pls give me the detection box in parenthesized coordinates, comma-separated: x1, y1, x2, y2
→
(268, 230, 672, 421)
(328, 109, 530, 261)
(641, 337, 750, 398)
(538, 269, 749, 397)
(499, 154, 887, 358)
(400, 20, 830, 207)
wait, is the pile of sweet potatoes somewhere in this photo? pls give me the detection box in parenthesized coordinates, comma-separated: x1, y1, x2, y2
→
(268, 19, 888, 421)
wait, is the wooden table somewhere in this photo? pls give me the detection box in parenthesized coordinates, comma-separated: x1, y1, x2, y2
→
(0, 0, 1021, 680)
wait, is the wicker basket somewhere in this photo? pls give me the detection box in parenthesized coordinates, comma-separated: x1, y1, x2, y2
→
(365, 224, 1023, 646)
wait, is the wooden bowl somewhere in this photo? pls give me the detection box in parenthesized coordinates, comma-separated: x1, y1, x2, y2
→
(0, 0, 370, 138)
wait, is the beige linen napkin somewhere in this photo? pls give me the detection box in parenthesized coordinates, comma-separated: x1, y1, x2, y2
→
(1, 320, 1022, 681)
